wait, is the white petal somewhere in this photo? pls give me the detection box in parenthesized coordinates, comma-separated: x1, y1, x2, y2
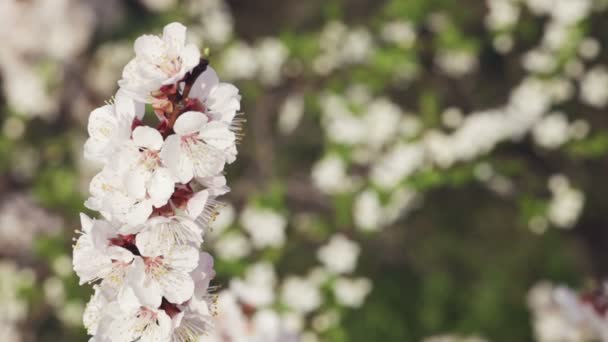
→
(83, 285, 111, 335)
(114, 91, 138, 121)
(146, 216, 203, 246)
(125, 169, 147, 200)
(173, 111, 207, 135)
(73, 234, 112, 284)
(88, 105, 116, 140)
(198, 121, 235, 150)
(181, 44, 201, 71)
(162, 22, 187, 54)
(197, 175, 230, 196)
(186, 190, 209, 219)
(148, 168, 175, 208)
(125, 199, 153, 226)
(189, 66, 219, 101)
(132, 126, 164, 151)
(136, 227, 169, 257)
(160, 135, 194, 183)
(134, 35, 164, 62)
(160, 269, 195, 304)
(116, 89, 145, 119)
(126, 258, 163, 309)
(192, 252, 215, 296)
(84, 137, 107, 162)
(189, 143, 226, 178)
(105, 313, 140, 342)
(166, 245, 200, 272)
(141, 310, 172, 342)
(80, 213, 94, 233)
(207, 83, 241, 123)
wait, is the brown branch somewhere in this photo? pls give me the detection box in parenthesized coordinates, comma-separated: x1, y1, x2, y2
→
(166, 58, 209, 129)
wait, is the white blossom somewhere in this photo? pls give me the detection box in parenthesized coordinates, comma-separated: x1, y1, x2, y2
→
(241, 206, 287, 249)
(317, 234, 360, 274)
(281, 276, 322, 314)
(581, 66, 608, 108)
(119, 22, 201, 102)
(161, 111, 235, 184)
(75, 22, 238, 341)
(333, 277, 372, 308)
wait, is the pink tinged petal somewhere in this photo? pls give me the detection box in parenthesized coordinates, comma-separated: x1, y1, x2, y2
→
(161, 135, 194, 183)
(186, 190, 209, 219)
(132, 126, 164, 151)
(162, 22, 187, 54)
(173, 111, 208, 135)
(198, 121, 235, 150)
(148, 168, 175, 208)
(192, 252, 215, 295)
(189, 66, 219, 101)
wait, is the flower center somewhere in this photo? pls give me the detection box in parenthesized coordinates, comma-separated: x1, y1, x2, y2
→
(109, 234, 140, 256)
(158, 56, 182, 76)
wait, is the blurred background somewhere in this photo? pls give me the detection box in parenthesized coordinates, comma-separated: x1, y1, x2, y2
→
(2, 0, 608, 341)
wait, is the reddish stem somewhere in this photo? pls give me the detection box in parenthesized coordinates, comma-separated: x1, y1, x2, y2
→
(165, 58, 209, 130)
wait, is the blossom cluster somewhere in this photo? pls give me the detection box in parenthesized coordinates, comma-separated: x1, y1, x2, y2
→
(72, 22, 241, 341)
(203, 204, 372, 341)
(528, 281, 608, 341)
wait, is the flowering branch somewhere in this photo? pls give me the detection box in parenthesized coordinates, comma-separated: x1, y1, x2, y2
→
(73, 22, 241, 342)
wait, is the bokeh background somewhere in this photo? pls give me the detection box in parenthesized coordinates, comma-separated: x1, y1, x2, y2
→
(2, 0, 608, 341)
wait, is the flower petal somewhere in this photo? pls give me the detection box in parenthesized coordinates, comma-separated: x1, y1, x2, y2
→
(148, 168, 175, 208)
(186, 190, 209, 219)
(160, 134, 194, 183)
(126, 257, 163, 309)
(88, 105, 116, 140)
(160, 269, 195, 304)
(132, 126, 164, 151)
(141, 310, 172, 341)
(162, 22, 187, 55)
(189, 66, 219, 101)
(198, 121, 235, 150)
(173, 111, 207, 135)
